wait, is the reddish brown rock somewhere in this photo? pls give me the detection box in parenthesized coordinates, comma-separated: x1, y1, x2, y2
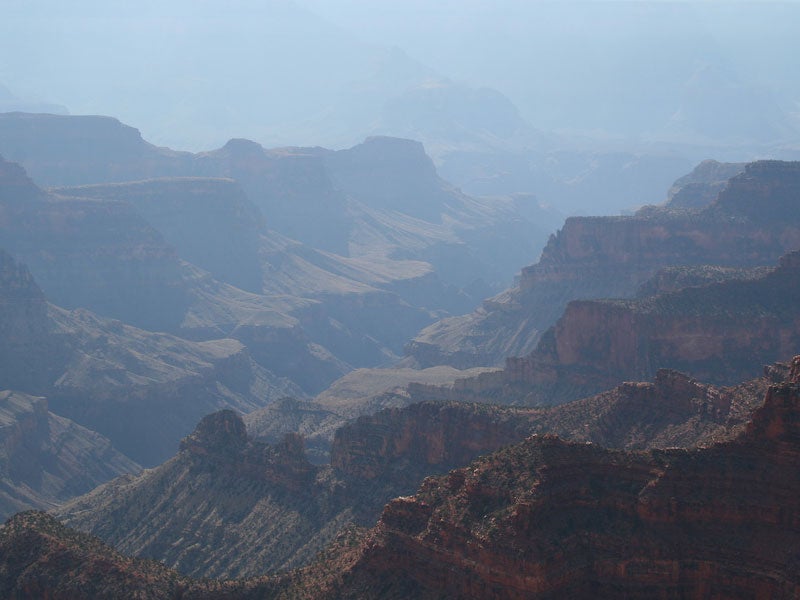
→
(412, 249, 800, 408)
(328, 365, 800, 599)
(409, 160, 800, 368)
(5, 360, 800, 598)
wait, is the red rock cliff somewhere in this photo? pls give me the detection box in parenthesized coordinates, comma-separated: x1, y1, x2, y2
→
(334, 359, 800, 599)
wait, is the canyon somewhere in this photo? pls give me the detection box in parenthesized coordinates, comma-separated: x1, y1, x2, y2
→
(1, 355, 798, 598)
(408, 160, 800, 368)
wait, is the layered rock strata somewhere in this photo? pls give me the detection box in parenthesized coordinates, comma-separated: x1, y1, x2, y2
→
(324, 357, 800, 599)
(4, 357, 800, 598)
(410, 250, 800, 407)
(0, 391, 139, 520)
(409, 160, 800, 368)
(56, 359, 784, 579)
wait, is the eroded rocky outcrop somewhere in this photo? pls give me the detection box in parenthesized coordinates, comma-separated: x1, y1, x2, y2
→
(0, 156, 191, 332)
(0, 511, 189, 600)
(0, 249, 288, 467)
(11, 359, 800, 598)
(0, 391, 139, 520)
(57, 410, 332, 579)
(328, 364, 800, 599)
(662, 159, 744, 210)
(1, 357, 794, 597)
(0, 112, 542, 310)
(58, 358, 787, 581)
(408, 160, 800, 368)
(53, 177, 265, 293)
(410, 249, 800, 407)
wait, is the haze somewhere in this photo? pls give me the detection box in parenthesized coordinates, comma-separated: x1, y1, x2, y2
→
(3, 1, 798, 151)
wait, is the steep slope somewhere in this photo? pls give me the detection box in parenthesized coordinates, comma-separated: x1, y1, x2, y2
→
(318, 357, 800, 599)
(0, 156, 391, 389)
(58, 411, 346, 579)
(411, 250, 800, 407)
(0, 391, 139, 520)
(663, 159, 745, 210)
(329, 363, 776, 485)
(45, 305, 293, 466)
(0, 114, 550, 379)
(52, 177, 266, 293)
(0, 113, 191, 187)
(408, 159, 800, 368)
(0, 156, 192, 333)
(0, 248, 292, 467)
(0, 112, 544, 302)
(0, 511, 189, 600)
(5, 358, 798, 598)
(244, 365, 495, 463)
(55, 358, 786, 580)
(327, 136, 542, 292)
(49, 175, 428, 373)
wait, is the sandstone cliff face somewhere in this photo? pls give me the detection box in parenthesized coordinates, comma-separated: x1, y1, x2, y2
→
(514, 250, 800, 404)
(329, 362, 775, 488)
(410, 249, 800, 408)
(409, 160, 800, 368)
(330, 402, 533, 482)
(5, 361, 797, 598)
(332, 365, 800, 599)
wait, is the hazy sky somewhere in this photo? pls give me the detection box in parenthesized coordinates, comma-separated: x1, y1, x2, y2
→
(2, 1, 798, 150)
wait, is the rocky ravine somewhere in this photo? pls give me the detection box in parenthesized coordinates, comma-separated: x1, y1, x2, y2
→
(0, 247, 291, 468)
(408, 249, 800, 408)
(0, 390, 139, 521)
(54, 356, 786, 580)
(0, 116, 544, 388)
(0, 112, 545, 310)
(2, 356, 799, 598)
(408, 160, 800, 368)
(324, 356, 800, 599)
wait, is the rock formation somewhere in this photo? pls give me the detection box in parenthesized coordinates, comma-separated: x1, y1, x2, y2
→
(55, 357, 787, 579)
(318, 357, 800, 599)
(0, 391, 139, 520)
(0, 248, 290, 467)
(408, 160, 800, 368)
(662, 159, 744, 210)
(52, 177, 265, 293)
(410, 249, 800, 408)
(0, 118, 543, 382)
(0, 112, 543, 308)
(57, 411, 336, 579)
(0, 511, 188, 599)
(4, 357, 800, 598)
